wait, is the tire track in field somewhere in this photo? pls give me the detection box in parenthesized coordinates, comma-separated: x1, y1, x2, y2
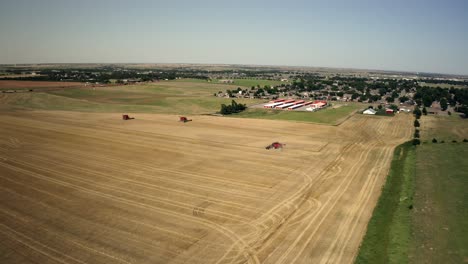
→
(5, 158, 258, 227)
(318, 145, 392, 263)
(308, 118, 393, 263)
(0, 160, 259, 264)
(274, 115, 412, 263)
(179, 141, 353, 263)
(2, 122, 291, 189)
(0, 186, 190, 260)
(273, 138, 377, 264)
(1, 205, 241, 264)
(283, 141, 376, 263)
(33, 151, 270, 212)
(22, 152, 271, 204)
(0, 117, 312, 167)
(240, 118, 367, 263)
(0, 174, 71, 202)
(223, 142, 358, 264)
(0, 208, 133, 264)
(0, 223, 84, 264)
(333, 145, 395, 263)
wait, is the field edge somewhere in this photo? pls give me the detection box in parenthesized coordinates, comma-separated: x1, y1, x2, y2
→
(354, 141, 415, 264)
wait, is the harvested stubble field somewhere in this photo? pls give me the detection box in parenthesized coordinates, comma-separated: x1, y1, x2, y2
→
(0, 80, 84, 91)
(0, 110, 412, 264)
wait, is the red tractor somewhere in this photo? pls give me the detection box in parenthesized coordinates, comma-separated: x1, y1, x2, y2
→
(266, 142, 284, 150)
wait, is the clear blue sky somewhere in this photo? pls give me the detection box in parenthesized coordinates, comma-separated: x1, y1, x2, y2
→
(1, 0, 467, 75)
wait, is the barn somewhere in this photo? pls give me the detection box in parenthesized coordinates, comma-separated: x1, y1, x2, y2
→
(363, 108, 377, 115)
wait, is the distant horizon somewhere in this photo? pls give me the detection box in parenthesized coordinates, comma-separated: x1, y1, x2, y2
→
(2, 61, 467, 77)
(1, 0, 467, 75)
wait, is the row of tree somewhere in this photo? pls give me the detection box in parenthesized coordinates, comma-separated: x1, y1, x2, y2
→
(220, 100, 247, 115)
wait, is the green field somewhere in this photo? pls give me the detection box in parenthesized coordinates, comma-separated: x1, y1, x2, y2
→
(210, 78, 283, 87)
(356, 115, 468, 264)
(419, 115, 468, 142)
(355, 142, 416, 264)
(409, 143, 468, 263)
(418, 82, 467, 89)
(2, 79, 365, 124)
(173, 78, 283, 88)
(409, 115, 468, 263)
(2, 80, 263, 114)
(231, 104, 363, 124)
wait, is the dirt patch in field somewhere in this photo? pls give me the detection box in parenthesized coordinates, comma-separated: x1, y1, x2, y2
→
(0, 110, 412, 264)
(0, 80, 84, 90)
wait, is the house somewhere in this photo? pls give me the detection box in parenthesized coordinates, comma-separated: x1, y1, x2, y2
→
(363, 108, 377, 115)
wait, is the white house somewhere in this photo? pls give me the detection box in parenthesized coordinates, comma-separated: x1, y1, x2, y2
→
(363, 108, 377, 115)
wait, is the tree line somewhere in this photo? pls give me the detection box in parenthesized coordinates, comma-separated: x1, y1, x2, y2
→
(220, 100, 247, 115)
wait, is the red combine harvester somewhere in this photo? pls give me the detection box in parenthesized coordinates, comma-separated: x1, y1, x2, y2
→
(179, 116, 192, 123)
(122, 114, 134, 120)
(265, 142, 284, 150)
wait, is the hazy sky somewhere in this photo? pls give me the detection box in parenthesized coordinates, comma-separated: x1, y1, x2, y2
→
(1, 0, 467, 74)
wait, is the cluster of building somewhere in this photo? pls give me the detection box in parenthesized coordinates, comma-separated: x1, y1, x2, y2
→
(362, 107, 412, 115)
(263, 99, 328, 111)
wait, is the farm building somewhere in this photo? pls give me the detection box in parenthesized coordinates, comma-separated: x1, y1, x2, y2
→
(264, 102, 285, 108)
(262, 100, 327, 111)
(276, 103, 295, 109)
(308, 100, 327, 109)
(287, 104, 305, 110)
(363, 108, 377, 115)
(385, 109, 394, 114)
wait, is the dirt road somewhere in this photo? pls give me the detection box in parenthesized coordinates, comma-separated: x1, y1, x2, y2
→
(0, 111, 412, 263)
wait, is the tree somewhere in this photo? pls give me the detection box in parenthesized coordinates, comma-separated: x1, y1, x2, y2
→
(414, 119, 420, 127)
(432, 138, 438, 143)
(220, 104, 230, 115)
(413, 106, 422, 119)
(378, 104, 383, 110)
(422, 95, 433, 107)
(412, 138, 421, 145)
(422, 106, 427, 115)
(220, 100, 246, 115)
(231, 100, 238, 111)
(440, 98, 448, 111)
(399, 95, 409, 102)
(389, 104, 399, 112)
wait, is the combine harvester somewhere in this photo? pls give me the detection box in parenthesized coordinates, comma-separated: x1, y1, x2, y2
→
(265, 142, 285, 150)
(179, 116, 192, 123)
(122, 114, 134, 120)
